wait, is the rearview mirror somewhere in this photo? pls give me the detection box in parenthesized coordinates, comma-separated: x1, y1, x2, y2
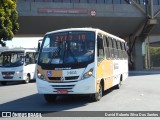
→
(38, 39, 42, 52)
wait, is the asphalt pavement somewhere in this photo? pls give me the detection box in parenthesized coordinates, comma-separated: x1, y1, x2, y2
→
(0, 73, 160, 120)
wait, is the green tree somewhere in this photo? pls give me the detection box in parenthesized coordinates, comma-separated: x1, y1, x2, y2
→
(150, 47, 160, 67)
(0, 0, 19, 47)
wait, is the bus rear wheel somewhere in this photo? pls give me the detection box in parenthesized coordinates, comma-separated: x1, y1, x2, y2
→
(91, 83, 103, 102)
(44, 94, 57, 103)
(115, 76, 122, 89)
(115, 81, 122, 89)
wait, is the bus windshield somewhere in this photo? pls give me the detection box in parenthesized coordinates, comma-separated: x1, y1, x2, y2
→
(0, 51, 24, 67)
(38, 31, 95, 65)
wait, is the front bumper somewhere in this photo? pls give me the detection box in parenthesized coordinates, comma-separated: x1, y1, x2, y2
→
(36, 76, 96, 94)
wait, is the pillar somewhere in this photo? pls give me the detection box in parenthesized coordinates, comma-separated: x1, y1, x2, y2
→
(133, 38, 144, 70)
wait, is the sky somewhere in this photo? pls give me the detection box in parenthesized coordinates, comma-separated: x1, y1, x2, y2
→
(5, 37, 43, 48)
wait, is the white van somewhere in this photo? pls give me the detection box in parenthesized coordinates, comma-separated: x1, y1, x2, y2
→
(0, 48, 37, 85)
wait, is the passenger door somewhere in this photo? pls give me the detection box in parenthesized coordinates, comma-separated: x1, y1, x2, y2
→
(24, 52, 36, 79)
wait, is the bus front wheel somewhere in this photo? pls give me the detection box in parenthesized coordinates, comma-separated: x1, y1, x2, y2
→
(24, 74, 30, 84)
(44, 94, 57, 103)
(91, 83, 103, 102)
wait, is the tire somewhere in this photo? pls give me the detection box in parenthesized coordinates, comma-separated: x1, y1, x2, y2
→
(115, 81, 121, 89)
(1, 81, 7, 85)
(115, 77, 122, 89)
(24, 75, 30, 84)
(44, 94, 57, 103)
(91, 83, 103, 102)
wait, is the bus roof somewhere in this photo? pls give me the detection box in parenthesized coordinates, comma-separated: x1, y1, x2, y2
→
(45, 28, 125, 42)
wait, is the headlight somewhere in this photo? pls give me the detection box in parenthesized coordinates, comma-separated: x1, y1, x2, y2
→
(82, 68, 93, 80)
(16, 70, 23, 74)
(37, 70, 45, 80)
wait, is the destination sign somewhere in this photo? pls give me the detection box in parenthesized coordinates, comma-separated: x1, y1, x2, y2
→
(54, 34, 86, 42)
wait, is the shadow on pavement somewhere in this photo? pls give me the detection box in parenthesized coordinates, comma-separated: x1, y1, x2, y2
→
(0, 80, 36, 86)
(0, 88, 115, 114)
(0, 94, 91, 112)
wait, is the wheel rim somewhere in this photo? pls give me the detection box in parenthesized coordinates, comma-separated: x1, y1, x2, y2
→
(25, 76, 30, 83)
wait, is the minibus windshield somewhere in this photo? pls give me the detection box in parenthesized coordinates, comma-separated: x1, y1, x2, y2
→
(0, 51, 24, 67)
(38, 31, 95, 65)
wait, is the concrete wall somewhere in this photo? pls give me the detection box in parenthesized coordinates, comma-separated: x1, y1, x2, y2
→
(134, 39, 144, 70)
(147, 36, 160, 43)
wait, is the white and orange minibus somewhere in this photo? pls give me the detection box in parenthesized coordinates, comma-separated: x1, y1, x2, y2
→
(0, 48, 37, 85)
(36, 28, 128, 102)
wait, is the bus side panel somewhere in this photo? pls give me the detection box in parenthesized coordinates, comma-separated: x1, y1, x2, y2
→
(122, 60, 128, 81)
(96, 59, 113, 92)
(24, 64, 36, 80)
(112, 59, 128, 86)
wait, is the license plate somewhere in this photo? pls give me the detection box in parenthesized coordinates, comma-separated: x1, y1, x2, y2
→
(57, 90, 68, 94)
(5, 74, 10, 77)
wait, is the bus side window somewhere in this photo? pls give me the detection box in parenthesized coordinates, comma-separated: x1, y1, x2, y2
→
(97, 35, 104, 62)
(104, 36, 110, 59)
(120, 42, 124, 59)
(123, 43, 128, 59)
(117, 41, 122, 59)
(108, 37, 113, 59)
(25, 52, 36, 64)
(25, 53, 31, 64)
(112, 39, 117, 59)
(115, 40, 119, 59)
(31, 52, 36, 63)
(121, 42, 127, 59)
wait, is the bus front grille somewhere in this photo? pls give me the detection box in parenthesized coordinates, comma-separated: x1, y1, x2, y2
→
(2, 71, 15, 74)
(2, 71, 15, 79)
(48, 76, 79, 81)
(51, 84, 75, 91)
(48, 77, 61, 81)
(65, 76, 79, 80)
